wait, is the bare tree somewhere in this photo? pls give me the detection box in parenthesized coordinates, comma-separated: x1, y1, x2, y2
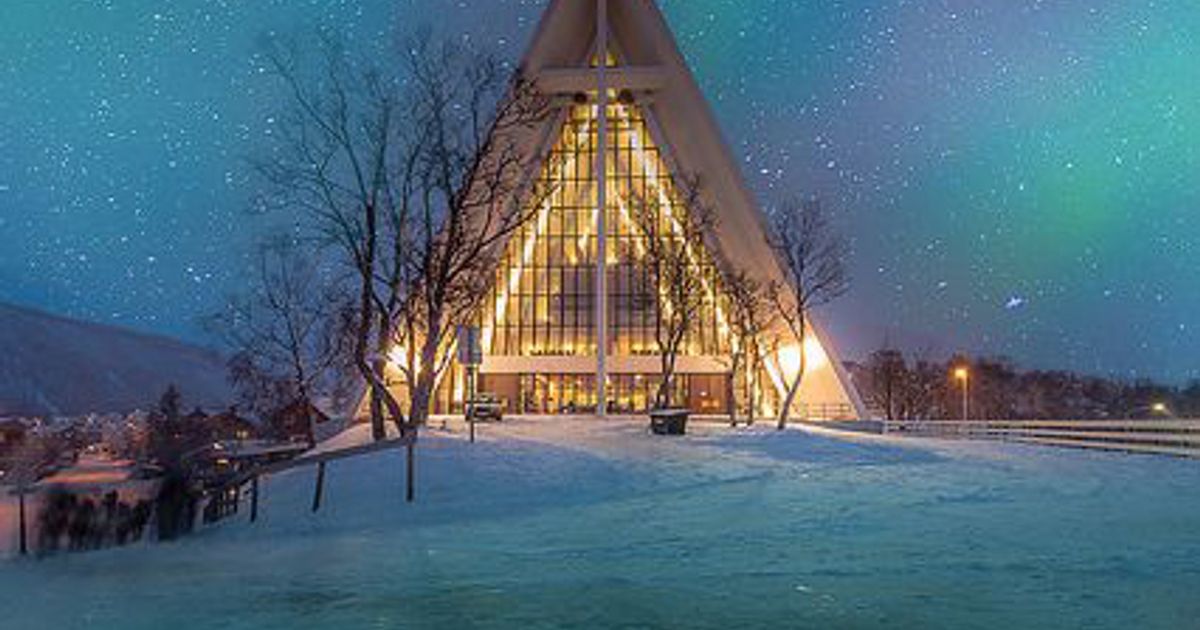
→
(7, 433, 45, 556)
(767, 197, 849, 429)
(864, 346, 907, 421)
(390, 34, 551, 428)
(257, 31, 547, 438)
(972, 357, 1020, 420)
(723, 269, 774, 425)
(899, 354, 947, 421)
(208, 238, 353, 447)
(1183, 381, 1200, 417)
(257, 31, 548, 501)
(256, 33, 412, 442)
(625, 182, 718, 409)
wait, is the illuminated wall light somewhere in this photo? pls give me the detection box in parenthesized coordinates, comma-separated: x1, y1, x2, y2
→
(453, 370, 465, 403)
(804, 337, 829, 372)
(777, 338, 830, 381)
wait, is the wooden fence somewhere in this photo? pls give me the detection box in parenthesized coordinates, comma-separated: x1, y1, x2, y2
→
(203, 433, 416, 526)
(882, 418, 1200, 458)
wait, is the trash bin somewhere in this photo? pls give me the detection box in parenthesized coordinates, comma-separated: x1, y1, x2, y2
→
(649, 409, 689, 435)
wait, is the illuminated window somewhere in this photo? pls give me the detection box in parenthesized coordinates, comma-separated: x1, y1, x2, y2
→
(481, 101, 728, 361)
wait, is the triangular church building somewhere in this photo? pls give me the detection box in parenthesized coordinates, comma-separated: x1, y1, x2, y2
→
(415, 0, 865, 420)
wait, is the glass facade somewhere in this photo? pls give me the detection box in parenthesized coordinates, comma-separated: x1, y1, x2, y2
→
(482, 100, 727, 360)
(425, 93, 749, 415)
(472, 373, 730, 415)
(473, 98, 730, 413)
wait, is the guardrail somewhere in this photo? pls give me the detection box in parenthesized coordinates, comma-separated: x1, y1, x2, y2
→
(882, 418, 1200, 458)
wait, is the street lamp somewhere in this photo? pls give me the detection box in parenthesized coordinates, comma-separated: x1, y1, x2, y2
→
(953, 366, 970, 421)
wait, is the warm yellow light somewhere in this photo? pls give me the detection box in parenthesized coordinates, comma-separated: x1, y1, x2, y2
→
(1152, 402, 1168, 413)
(390, 346, 420, 372)
(778, 338, 829, 381)
(778, 344, 802, 380)
(954, 367, 969, 381)
(453, 370, 465, 404)
(803, 337, 828, 372)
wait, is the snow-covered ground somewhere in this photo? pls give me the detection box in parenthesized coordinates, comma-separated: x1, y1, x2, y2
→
(3, 417, 1200, 629)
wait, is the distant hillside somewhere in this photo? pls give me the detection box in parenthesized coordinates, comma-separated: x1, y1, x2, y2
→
(0, 302, 231, 416)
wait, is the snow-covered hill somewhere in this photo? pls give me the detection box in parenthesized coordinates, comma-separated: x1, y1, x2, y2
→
(0, 302, 231, 416)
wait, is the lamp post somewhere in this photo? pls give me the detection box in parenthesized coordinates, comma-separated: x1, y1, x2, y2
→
(954, 366, 970, 421)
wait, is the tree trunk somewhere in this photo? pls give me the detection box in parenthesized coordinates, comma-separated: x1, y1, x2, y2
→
(249, 475, 259, 523)
(747, 354, 758, 425)
(409, 322, 442, 426)
(368, 384, 385, 441)
(658, 348, 679, 410)
(728, 355, 741, 426)
(359, 358, 406, 440)
(354, 259, 383, 441)
(655, 353, 669, 410)
(409, 363, 437, 427)
(372, 355, 403, 433)
(374, 315, 401, 435)
(777, 352, 807, 430)
(727, 369, 737, 427)
(777, 382, 796, 430)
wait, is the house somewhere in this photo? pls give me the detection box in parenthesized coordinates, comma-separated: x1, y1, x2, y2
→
(206, 408, 258, 443)
(266, 399, 332, 443)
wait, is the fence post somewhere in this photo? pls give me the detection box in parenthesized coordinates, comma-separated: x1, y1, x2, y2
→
(311, 462, 326, 513)
(468, 366, 477, 444)
(17, 487, 27, 556)
(406, 439, 415, 503)
(250, 475, 259, 523)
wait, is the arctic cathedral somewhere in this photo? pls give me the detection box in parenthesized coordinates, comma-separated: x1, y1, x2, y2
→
(393, 0, 864, 420)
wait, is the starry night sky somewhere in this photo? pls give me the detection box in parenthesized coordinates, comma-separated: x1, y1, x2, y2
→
(1, 0, 1197, 381)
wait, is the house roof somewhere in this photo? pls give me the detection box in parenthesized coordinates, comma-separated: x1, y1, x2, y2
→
(271, 399, 332, 424)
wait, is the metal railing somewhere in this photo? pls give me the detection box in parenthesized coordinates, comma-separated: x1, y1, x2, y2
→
(797, 403, 857, 421)
(882, 418, 1200, 458)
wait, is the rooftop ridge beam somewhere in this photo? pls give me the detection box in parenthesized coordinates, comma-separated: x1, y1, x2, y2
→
(535, 65, 667, 95)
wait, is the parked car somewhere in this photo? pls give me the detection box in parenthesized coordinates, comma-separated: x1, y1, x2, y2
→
(468, 393, 504, 422)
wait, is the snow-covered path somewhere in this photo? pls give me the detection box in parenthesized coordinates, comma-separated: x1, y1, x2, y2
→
(3, 418, 1200, 629)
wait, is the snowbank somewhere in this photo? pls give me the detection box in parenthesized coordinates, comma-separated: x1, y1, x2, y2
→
(2, 418, 1199, 629)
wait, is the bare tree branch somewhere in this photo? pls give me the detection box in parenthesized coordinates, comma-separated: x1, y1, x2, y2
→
(207, 238, 355, 445)
(766, 196, 850, 428)
(722, 269, 775, 424)
(624, 179, 718, 409)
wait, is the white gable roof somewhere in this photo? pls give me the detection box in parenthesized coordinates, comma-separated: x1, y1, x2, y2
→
(506, 0, 867, 418)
